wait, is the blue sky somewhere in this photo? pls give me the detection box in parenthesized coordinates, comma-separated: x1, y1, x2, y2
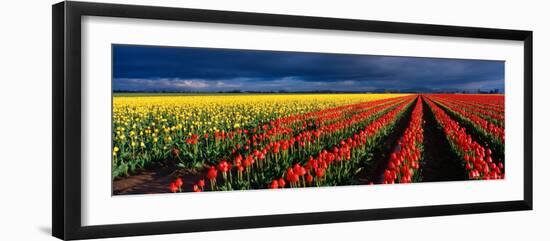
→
(112, 45, 504, 93)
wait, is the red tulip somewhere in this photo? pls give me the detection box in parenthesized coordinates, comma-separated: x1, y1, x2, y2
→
(169, 182, 178, 193)
(390, 161, 398, 170)
(285, 168, 295, 182)
(483, 164, 490, 174)
(315, 168, 325, 178)
(207, 166, 218, 180)
(198, 179, 205, 188)
(278, 178, 286, 188)
(293, 164, 307, 176)
(288, 173, 299, 183)
(218, 160, 230, 173)
(243, 155, 254, 167)
(175, 177, 183, 188)
(269, 180, 279, 189)
(306, 174, 313, 183)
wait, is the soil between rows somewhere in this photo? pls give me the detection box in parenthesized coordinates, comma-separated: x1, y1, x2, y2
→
(420, 97, 465, 182)
(113, 165, 205, 195)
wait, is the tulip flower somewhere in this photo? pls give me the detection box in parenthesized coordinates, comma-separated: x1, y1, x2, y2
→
(269, 180, 279, 189)
(207, 166, 218, 191)
(315, 168, 325, 178)
(278, 178, 286, 188)
(218, 160, 230, 173)
(306, 174, 313, 184)
(175, 177, 183, 188)
(198, 179, 205, 189)
(207, 166, 218, 180)
(169, 182, 178, 193)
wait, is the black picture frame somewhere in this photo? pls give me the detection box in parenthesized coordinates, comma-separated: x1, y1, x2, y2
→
(52, 1, 533, 240)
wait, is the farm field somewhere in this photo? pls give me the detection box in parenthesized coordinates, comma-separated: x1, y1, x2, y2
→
(112, 93, 505, 194)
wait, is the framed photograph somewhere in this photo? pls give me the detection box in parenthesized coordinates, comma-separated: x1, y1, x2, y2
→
(52, 1, 533, 240)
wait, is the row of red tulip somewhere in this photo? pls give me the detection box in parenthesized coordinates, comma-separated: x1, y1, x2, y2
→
(429, 96, 504, 145)
(383, 96, 424, 184)
(269, 96, 417, 188)
(170, 177, 206, 193)
(428, 94, 504, 114)
(424, 96, 504, 180)
(438, 97, 503, 126)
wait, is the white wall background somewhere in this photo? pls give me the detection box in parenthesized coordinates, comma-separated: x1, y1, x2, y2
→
(0, 0, 547, 240)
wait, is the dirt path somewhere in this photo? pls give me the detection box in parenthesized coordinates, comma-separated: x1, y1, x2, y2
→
(420, 98, 465, 182)
(113, 167, 205, 195)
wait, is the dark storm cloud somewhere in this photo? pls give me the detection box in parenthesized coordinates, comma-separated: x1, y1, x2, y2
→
(112, 45, 504, 92)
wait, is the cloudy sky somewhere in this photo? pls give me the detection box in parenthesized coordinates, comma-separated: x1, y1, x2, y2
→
(112, 45, 504, 93)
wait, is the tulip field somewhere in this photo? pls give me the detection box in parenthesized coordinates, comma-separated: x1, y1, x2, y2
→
(112, 93, 505, 194)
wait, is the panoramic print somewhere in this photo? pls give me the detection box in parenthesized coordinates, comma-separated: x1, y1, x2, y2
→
(111, 45, 505, 195)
